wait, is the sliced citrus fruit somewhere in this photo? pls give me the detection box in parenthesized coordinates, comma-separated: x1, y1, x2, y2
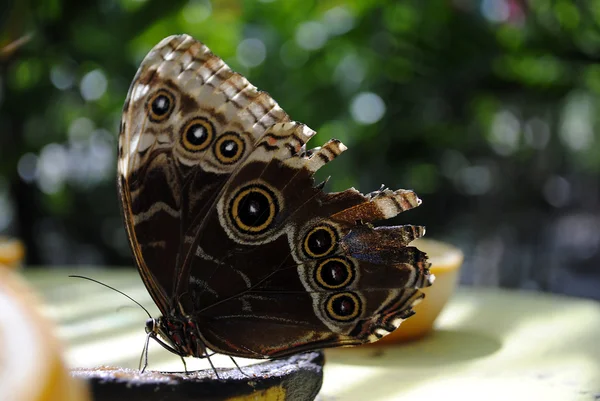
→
(0, 237, 25, 269)
(0, 267, 91, 401)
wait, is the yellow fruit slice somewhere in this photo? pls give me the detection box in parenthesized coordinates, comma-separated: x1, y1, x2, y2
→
(0, 267, 91, 401)
(0, 237, 25, 269)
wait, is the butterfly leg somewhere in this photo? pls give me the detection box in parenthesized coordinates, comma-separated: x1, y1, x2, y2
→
(179, 356, 188, 373)
(229, 356, 250, 378)
(139, 331, 153, 373)
(205, 352, 221, 380)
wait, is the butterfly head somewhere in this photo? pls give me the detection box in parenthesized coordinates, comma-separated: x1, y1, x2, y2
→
(146, 316, 208, 358)
(145, 317, 158, 335)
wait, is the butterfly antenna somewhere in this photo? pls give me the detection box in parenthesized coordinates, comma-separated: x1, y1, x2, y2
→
(68, 275, 152, 319)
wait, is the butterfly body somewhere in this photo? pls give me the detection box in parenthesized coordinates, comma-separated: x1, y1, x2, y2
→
(118, 34, 433, 362)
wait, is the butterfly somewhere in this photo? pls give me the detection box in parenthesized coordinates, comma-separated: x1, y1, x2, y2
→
(117, 34, 433, 366)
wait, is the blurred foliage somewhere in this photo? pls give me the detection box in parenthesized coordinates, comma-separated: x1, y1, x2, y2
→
(0, 0, 599, 299)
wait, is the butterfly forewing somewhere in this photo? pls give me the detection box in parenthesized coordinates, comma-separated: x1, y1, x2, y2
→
(118, 35, 290, 315)
(118, 34, 433, 359)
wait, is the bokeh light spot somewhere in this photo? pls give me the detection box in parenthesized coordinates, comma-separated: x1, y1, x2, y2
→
(17, 153, 38, 183)
(37, 143, 68, 194)
(481, 0, 510, 23)
(80, 69, 108, 101)
(489, 110, 520, 156)
(10, 59, 43, 91)
(334, 54, 365, 92)
(69, 117, 95, 143)
(559, 91, 594, 151)
(295, 21, 328, 51)
(440, 150, 469, 179)
(458, 165, 493, 196)
(323, 6, 354, 36)
(237, 38, 267, 68)
(182, 0, 212, 24)
(350, 92, 386, 125)
(543, 176, 570, 208)
(50, 64, 75, 90)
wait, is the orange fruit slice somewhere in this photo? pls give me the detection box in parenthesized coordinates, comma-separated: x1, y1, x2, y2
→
(0, 236, 25, 269)
(0, 267, 91, 401)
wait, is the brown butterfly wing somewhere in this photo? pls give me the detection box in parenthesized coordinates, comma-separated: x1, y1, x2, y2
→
(118, 35, 290, 314)
(119, 34, 433, 358)
(180, 124, 433, 358)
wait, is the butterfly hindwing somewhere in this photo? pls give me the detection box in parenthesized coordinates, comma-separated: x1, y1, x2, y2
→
(182, 123, 432, 357)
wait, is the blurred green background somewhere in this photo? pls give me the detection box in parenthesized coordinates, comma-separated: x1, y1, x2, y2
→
(1, 0, 599, 299)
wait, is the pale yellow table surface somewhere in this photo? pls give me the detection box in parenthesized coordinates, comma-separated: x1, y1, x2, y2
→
(25, 268, 600, 401)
